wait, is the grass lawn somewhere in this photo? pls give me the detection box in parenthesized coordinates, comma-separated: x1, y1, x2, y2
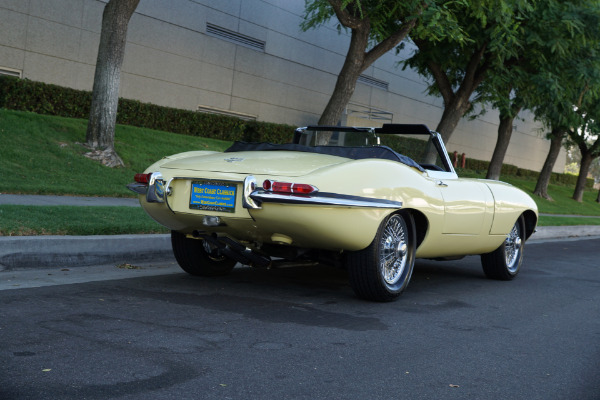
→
(0, 205, 168, 236)
(0, 109, 231, 197)
(1, 108, 599, 236)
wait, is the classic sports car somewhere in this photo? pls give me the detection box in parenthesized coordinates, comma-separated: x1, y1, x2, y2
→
(128, 124, 538, 302)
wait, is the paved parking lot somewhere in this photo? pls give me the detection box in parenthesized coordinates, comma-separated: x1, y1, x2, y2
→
(1, 237, 598, 400)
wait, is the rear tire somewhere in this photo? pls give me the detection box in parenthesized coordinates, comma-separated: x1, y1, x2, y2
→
(171, 231, 236, 276)
(346, 212, 416, 302)
(481, 216, 525, 280)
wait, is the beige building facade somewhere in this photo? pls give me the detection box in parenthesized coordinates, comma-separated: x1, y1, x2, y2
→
(0, 0, 565, 172)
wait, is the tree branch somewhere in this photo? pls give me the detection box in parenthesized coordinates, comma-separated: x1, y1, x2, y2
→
(464, 42, 488, 91)
(328, 0, 363, 29)
(363, 18, 417, 69)
(412, 37, 455, 106)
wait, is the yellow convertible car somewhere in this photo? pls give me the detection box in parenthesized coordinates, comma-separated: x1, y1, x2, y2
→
(128, 124, 538, 302)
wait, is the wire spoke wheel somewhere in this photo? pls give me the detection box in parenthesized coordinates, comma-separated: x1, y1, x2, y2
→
(380, 215, 409, 285)
(481, 216, 525, 280)
(504, 223, 523, 273)
(347, 212, 416, 302)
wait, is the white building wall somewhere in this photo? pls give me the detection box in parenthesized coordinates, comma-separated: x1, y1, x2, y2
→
(0, 0, 565, 173)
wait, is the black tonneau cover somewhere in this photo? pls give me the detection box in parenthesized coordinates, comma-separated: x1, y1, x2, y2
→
(224, 141, 425, 172)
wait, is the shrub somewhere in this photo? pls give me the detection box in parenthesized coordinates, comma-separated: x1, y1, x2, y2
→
(0, 75, 295, 143)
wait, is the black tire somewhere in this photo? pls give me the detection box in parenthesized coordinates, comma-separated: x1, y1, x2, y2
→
(171, 231, 236, 276)
(481, 216, 525, 280)
(346, 212, 416, 302)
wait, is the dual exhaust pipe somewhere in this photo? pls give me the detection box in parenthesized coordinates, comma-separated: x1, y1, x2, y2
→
(193, 231, 271, 268)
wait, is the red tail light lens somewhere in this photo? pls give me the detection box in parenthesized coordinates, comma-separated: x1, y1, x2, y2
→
(134, 173, 152, 184)
(273, 181, 293, 193)
(290, 183, 318, 194)
(262, 180, 318, 194)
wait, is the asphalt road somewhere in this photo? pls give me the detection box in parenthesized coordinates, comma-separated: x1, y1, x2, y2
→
(1, 238, 598, 400)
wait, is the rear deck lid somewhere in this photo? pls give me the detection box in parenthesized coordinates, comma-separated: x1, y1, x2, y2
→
(160, 151, 350, 177)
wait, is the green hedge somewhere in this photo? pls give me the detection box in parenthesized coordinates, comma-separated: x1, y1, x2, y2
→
(0, 75, 593, 188)
(0, 75, 295, 143)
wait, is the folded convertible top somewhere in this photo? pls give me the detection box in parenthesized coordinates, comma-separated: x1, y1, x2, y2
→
(225, 141, 425, 172)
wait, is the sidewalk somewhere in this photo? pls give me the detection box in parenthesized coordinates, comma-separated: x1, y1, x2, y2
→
(0, 194, 139, 207)
(1, 194, 599, 271)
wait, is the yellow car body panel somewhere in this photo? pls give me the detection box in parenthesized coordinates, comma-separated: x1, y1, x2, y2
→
(136, 149, 537, 258)
(129, 124, 539, 301)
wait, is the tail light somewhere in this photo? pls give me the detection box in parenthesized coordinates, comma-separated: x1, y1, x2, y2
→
(134, 173, 152, 184)
(262, 180, 318, 194)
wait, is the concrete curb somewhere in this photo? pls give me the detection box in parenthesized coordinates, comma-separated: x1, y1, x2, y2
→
(0, 234, 173, 271)
(1, 226, 600, 271)
(530, 225, 600, 241)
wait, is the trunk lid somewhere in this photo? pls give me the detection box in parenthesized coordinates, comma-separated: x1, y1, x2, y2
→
(161, 151, 350, 177)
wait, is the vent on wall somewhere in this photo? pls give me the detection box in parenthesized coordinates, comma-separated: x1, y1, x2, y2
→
(345, 103, 393, 123)
(197, 105, 256, 121)
(0, 67, 22, 78)
(357, 74, 389, 91)
(206, 23, 265, 52)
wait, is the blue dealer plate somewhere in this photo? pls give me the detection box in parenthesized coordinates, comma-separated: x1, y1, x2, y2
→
(189, 180, 236, 213)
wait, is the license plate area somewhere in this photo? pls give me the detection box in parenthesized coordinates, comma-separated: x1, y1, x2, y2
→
(189, 180, 236, 213)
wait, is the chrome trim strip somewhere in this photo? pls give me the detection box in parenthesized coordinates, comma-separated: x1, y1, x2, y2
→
(250, 190, 402, 209)
(430, 131, 457, 175)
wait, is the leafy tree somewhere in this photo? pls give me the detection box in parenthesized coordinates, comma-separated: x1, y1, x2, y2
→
(567, 110, 600, 202)
(488, 0, 600, 181)
(530, 0, 600, 198)
(404, 0, 534, 147)
(530, 68, 596, 199)
(85, 0, 140, 168)
(301, 0, 464, 131)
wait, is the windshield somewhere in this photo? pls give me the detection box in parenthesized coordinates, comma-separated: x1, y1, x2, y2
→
(296, 128, 379, 147)
(295, 126, 451, 173)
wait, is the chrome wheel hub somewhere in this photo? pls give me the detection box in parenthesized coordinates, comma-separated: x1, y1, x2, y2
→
(380, 215, 408, 285)
(504, 223, 522, 272)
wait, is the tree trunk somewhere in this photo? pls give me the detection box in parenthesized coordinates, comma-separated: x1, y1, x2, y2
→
(486, 108, 521, 180)
(572, 150, 593, 202)
(85, 0, 140, 167)
(533, 128, 565, 200)
(435, 96, 472, 144)
(316, 6, 417, 130)
(421, 95, 471, 164)
(596, 188, 600, 203)
(317, 27, 370, 128)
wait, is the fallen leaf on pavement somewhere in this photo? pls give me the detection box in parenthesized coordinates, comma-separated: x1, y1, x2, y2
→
(116, 263, 142, 270)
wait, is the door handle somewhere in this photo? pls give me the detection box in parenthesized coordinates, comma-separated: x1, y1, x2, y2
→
(437, 180, 448, 187)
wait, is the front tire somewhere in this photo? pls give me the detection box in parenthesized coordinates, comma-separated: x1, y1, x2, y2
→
(346, 212, 416, 302)
(171, 231, 236, 276)
(481, 216, 525, 280)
